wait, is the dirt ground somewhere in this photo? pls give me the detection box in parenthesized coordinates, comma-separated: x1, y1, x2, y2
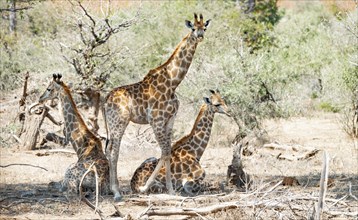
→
(0, 85, 357, 219)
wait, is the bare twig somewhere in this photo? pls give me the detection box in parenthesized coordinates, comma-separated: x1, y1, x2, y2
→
(79, 162, 104, 219)
(144, 201, 239, 218)
(44, 149, 76, 154)
(137, 204, 153, 219)
(315, 151, 329, 220)
(0, 6, 32, 12)
(0, 163, 48, 171)
(260, 180, 283, 199)
(12, 134, 22, 143)
(45, 113, 62, 126)
(348, 181, 358, 201)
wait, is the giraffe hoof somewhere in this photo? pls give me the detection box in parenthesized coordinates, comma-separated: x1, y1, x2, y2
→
(113, 193, 122, 202)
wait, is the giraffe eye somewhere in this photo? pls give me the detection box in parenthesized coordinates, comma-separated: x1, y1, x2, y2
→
(47, 88, 51, 92)
(214, 104, 221, 107)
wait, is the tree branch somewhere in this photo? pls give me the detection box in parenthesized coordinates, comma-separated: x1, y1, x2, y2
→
(0, 163, 48, 171)
(0, 6, 32, 12)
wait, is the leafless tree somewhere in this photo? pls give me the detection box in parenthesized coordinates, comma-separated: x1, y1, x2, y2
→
(60, 0, 140, 134)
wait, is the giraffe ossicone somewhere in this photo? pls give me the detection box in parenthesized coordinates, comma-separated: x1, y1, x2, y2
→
(104, 13, 211, 201)
(39, 74, 110, 201)
(130, 90, 230, 195)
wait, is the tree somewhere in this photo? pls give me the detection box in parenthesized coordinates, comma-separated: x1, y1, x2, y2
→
(0, 0, 34, 34)
(60, 0, 139, 134)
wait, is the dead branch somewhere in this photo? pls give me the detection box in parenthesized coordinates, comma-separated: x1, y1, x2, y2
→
(79, 162, 105, 220)
(315, 151, 329, 220)
(260, 180, 283, 199)
(292, 196, 348, 206)
(348, 181, 358, 201)
(18, 72, 30, 134)
(0, 163, 48, 171)
(137, 204, 153, 219)
(12, 134, 22, 143)
(45, 113, 62, 126)
(43, 149, 76, 154)
(0, 6, 32, 12)
(179, 193, 226, 207)
(143, 201, 239, 218)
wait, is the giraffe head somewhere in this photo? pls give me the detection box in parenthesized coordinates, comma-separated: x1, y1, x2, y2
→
(185, 13, 211, 42)
(204, 89, 230, 116)
(39, 73, 63, 103)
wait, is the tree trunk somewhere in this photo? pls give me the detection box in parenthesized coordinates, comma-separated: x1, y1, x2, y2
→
(79, 88, 100, 134)
(227, 138, 251, 189)
(9, 0, 16, 33)
(19, 106, 48, 150)
(18, 72, 30, 135)
(228, 129, 270, 189)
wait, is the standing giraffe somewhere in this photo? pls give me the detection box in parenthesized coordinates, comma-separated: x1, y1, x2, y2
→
(130, 90, 230, 195)
(39, 74, 109, 200)
(104, 13, 211, 200)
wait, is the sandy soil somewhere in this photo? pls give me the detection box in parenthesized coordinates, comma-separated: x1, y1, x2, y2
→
(0, 86, 357, 219)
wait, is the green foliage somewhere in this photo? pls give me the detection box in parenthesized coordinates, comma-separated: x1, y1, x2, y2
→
(240, 0, 284, 51)
(318, 102, 340, 113)
(0, 1, 356, 139)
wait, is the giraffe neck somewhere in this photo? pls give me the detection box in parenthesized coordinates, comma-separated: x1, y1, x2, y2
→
(147, 33, 199, 89)
(173, 104, 215, 161)
(59, 85, 91, 158)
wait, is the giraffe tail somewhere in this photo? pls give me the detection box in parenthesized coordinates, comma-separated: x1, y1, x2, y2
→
(101, 104, 110, 152)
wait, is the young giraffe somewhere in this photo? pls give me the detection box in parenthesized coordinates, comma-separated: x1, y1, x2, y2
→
(39, 74, 110, 200)
(104, 13, 211, 200)
(130, 90, 230, 195)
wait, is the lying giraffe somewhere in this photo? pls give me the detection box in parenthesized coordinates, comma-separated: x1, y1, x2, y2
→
(104, 13, 211, 200)
(39, 74, 109, 200)
(130, 90, 230, 195)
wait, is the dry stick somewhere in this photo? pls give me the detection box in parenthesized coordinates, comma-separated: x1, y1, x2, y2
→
(45, 149, 76, 154)
(260, 180, 283, 199)
(12, 134, 22, 144)
(327, 195, 348, 209)
(315, 151, 329, 220)
(0, 163, 48, 171)
(349, 181, 358, 201)
(137, 204, 153, 219)
(93, 165, 99, 214)
(18, 72, 30, 134)
(144, 201, 239, 217)
(79, 162, 105, 220)
(293, 195, 347, 206)
(179, 193, 226, 207)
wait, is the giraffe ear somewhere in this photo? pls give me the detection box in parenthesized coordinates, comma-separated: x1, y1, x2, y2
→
(204, 19, 211, 28)
(209, 89, 216, 94)
(203, 97, 211, 104)
(185, 20, 194, 29)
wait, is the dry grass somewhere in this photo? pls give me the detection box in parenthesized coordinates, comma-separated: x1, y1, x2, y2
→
(1, 82, 357, 219)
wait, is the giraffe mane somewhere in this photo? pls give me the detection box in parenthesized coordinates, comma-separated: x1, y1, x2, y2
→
(61, 83, 100, 143)
(145, 34, 191, 79)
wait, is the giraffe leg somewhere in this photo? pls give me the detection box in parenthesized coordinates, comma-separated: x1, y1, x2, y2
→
(140, 115, 175, 195)
(182, 162, 206, 196)
(139, 157, 166, 193)
(106, 133, 126, 201)
(105, 105, 130, 201)
(61, 163, 82, 202)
